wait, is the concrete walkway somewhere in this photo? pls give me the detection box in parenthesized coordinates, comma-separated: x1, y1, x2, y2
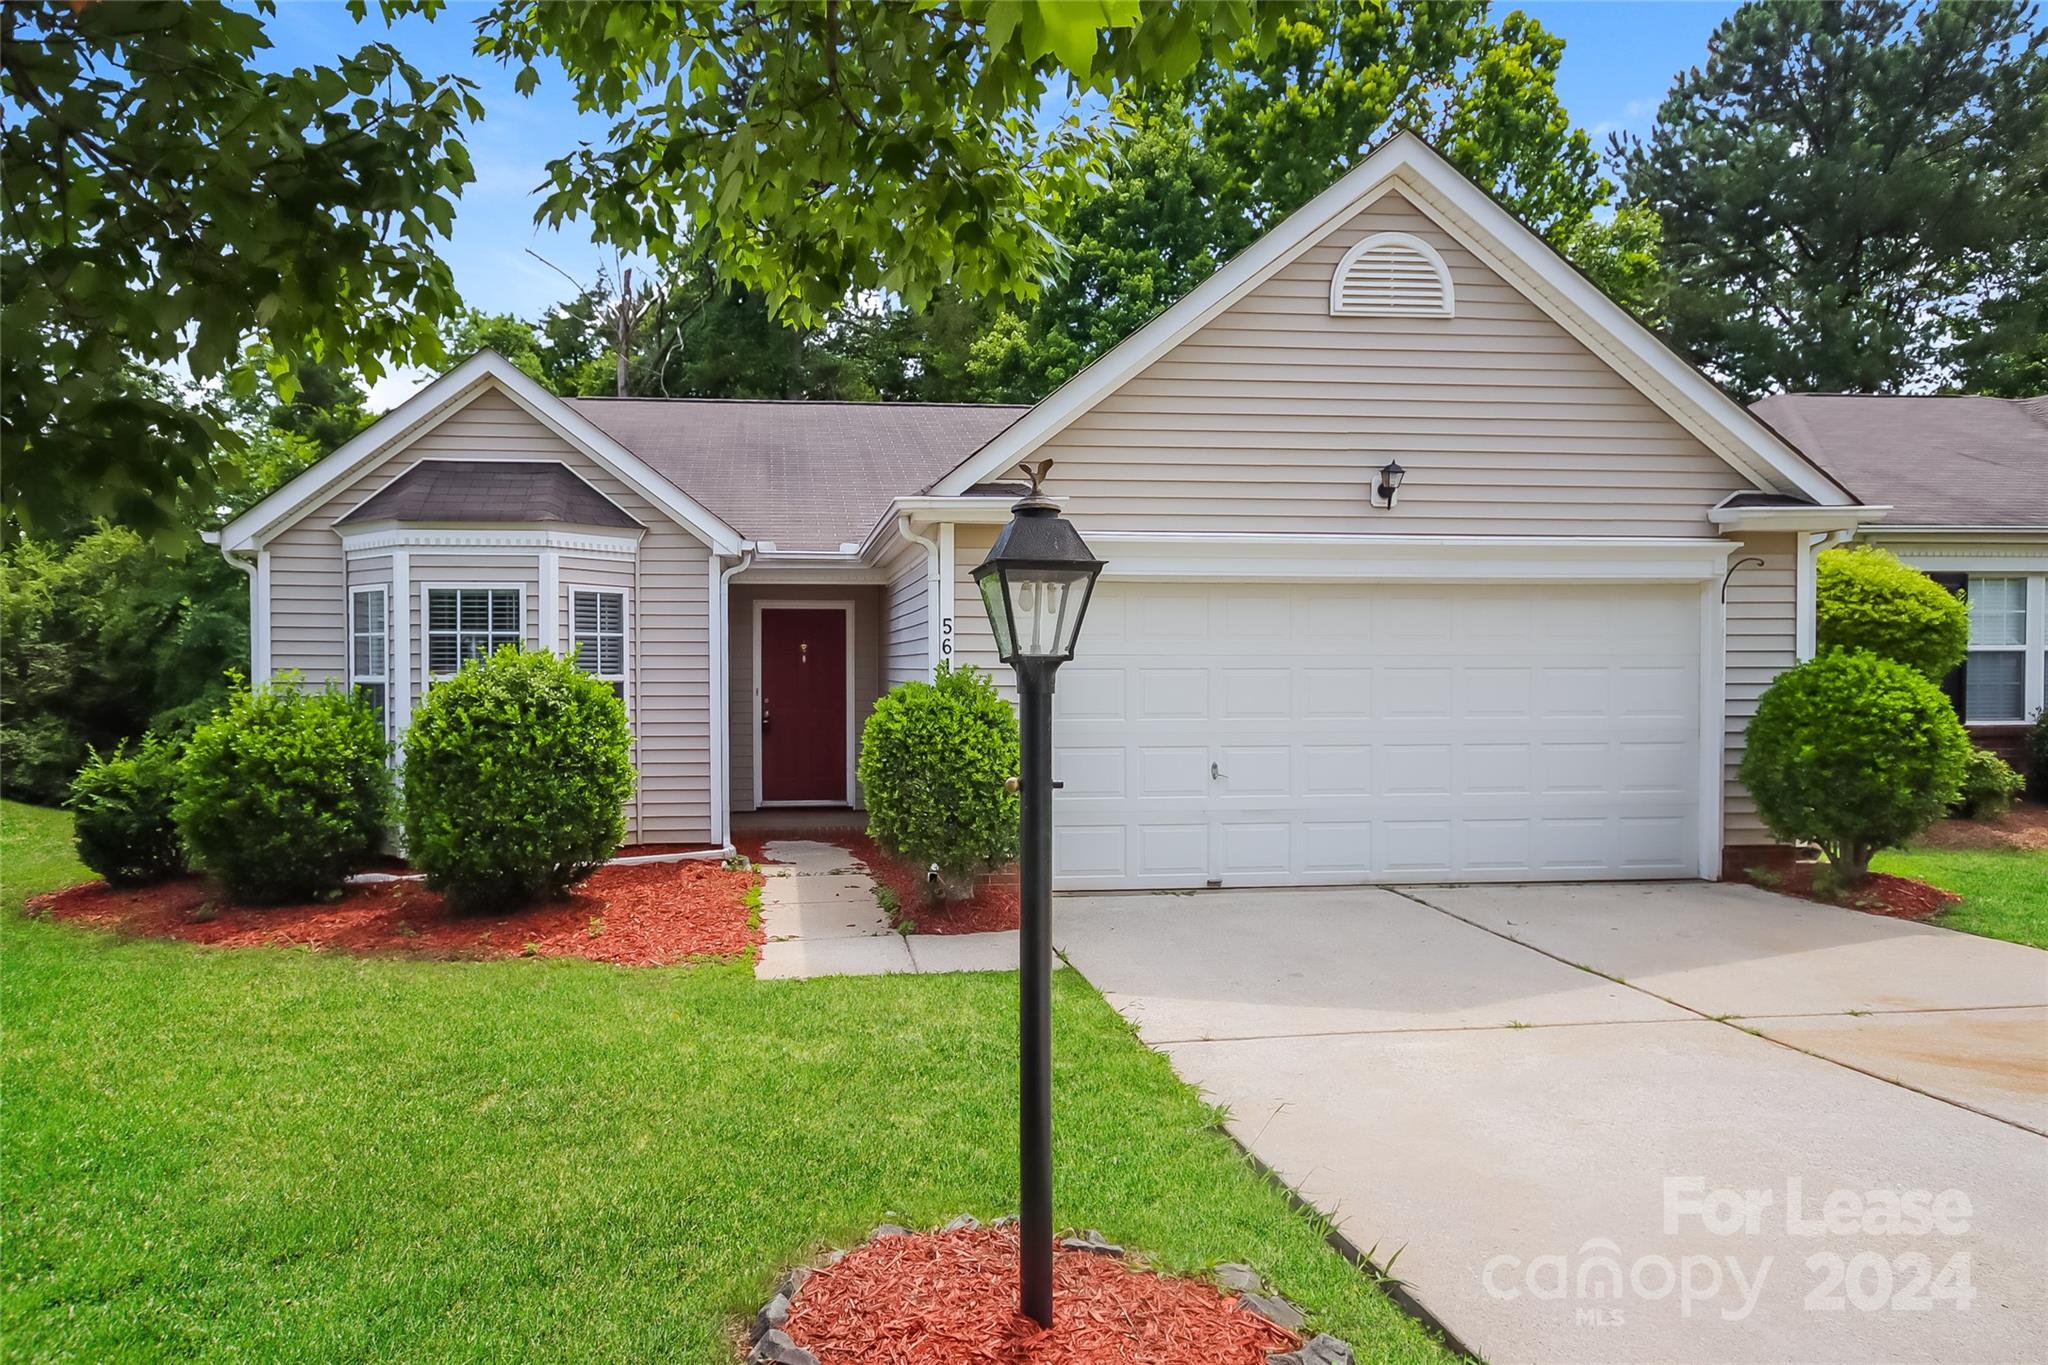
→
(753, 840, 1017, 979)
(1055, 882, 2048, 1365)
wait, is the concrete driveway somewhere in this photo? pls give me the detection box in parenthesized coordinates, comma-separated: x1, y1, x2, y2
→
(1055, 882, 2048, 1365)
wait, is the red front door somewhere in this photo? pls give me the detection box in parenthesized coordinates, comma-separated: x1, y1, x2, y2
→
(759, 607, 848, 803)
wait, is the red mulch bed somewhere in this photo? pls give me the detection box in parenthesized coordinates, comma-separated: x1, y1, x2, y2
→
(733, 830, 1020, 935)
(783, 1225, 1297, 1364)
(27, 860, 760, 966)
(1765, 862, 1962, 922)
(1916, 799, 2048, 853)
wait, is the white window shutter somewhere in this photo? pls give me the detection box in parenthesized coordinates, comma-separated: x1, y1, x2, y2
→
(1329, 232, 1455, 318)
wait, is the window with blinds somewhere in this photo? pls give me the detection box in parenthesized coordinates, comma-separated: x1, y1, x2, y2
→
(1329, 232, 1455, 318)
(350, 586, 388, 733)
(571, 589, 626, 703)
(426, 587, 522, 678)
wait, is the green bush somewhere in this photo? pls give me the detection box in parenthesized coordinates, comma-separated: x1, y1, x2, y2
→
(1740, 650, 1969, 886)
(858, 663, 1019, 901)
(67, 733, 185, 886)
(1954, 747, 2026, 819)
(175, 676, 391, 903)
(1815, 546, 1968, 680)
(402, 646, 635, 911)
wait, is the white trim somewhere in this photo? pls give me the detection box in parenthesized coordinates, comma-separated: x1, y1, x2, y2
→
(930, 133, 1852, 507)
(856, 495, 1025, 561)
(1328, 231, 1454, 317)
(937, 522, 956, 674)
(390, 549, 411, 738)
(1083, 531, 1739, 584)
(220, 352, 745, 555)
(735, 563, 891, 585)
(1698, 580, 1727, 880)
(750, 600, 857, 807)
(338, 525, 642, 556)
(2030, 576, 2047, 723)
(348, 582, 391, 742)
(253, 549, 272, 682)
(1709, 501, 1888, 533)
(419, 582, 529, 683)
(565, 585, 630, 716)
(1795, 533, 1820, 663)
(893, 515, 944, 681)
(711, 552, 753, 841)
(539, 551, 561, 653)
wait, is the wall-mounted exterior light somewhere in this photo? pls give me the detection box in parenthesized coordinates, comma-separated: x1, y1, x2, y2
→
(1374, 460, 1406, 509)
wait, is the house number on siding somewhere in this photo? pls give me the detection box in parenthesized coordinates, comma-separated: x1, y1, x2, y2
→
(940, 615, 954, 659)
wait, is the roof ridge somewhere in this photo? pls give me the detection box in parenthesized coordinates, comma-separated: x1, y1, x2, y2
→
(566, 395, 1032, 410)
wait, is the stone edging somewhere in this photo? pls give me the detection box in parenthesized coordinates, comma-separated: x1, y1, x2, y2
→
(742, 1216, 1360, 1365)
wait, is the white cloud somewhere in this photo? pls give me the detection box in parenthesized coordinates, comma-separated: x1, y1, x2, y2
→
(365, 365, 432, 414)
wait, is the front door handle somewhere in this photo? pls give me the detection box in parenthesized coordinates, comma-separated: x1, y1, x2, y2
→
(762, 699, 772, 732)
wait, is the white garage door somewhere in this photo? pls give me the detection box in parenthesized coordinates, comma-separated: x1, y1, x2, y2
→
(1052, 580, 1703, 889)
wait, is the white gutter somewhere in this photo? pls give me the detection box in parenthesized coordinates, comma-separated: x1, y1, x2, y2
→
(205, 529, 264, 680)
(896, 515, 943, 680)
(709, 549, 754, 844)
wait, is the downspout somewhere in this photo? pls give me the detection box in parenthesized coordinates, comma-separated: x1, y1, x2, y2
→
(205, 531, 259, 677)
(712, 549, 755, 846)
(896, 515, 942, 680)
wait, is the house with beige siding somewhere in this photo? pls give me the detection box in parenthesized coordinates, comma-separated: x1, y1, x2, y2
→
(212, 132, 1877, 886)
(1749, 393, 2047, 768)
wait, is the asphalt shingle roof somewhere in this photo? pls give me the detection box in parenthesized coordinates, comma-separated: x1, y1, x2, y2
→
(1750, 394, 2048, 528)
(338, 460, 640, 528)
(570, 398, 1028, 550)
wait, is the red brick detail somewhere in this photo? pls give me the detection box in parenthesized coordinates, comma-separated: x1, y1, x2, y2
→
(1722, 842, 1802, 881)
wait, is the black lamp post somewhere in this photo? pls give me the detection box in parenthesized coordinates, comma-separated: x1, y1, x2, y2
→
(972, 465, 1104, 1330)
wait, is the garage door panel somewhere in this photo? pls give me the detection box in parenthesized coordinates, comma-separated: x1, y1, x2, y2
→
(1053, 582, 1701, 888)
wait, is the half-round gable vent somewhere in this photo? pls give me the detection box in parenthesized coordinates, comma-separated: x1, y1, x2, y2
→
(1329, 232, 1455, 318)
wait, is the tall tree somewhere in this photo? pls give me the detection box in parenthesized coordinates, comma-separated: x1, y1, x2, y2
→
(1616, 0, 2048, 399)
(449, 1, 1300, 328)
(1, 0, 480, 537)
(969, 2, 1617, 401)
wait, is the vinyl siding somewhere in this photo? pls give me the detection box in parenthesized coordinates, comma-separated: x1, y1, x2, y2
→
(950, 524, 1010, 704)
(728, 586, 883, 811)
(1721, 534, 1798, 845)
(261, 386, 713, 843)
(879, 532, 932, 689)
(1028, 189, 1757, 539)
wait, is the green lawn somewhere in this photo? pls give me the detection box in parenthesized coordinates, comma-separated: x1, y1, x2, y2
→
(0, 801, 1452, 1363)
(1871, 844, 2048, 950)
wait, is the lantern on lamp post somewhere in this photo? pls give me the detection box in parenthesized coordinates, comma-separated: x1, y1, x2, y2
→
(972, 461, 1104, 1330)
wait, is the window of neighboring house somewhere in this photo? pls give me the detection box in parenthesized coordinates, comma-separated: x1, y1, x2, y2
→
(1964, 576, 2028, 722)
(570, 589, 627, 704)
(350, 586, 389, 734)
(426, 587, 522, 680)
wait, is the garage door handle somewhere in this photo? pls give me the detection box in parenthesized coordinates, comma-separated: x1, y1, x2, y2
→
(1211, 762, 1224, 780)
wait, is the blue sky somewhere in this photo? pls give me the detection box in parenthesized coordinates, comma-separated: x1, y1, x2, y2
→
(260, 1, 1739, 406)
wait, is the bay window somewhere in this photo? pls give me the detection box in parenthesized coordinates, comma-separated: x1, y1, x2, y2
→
(350, 585, 388, 733)
(426, 587, 523, 679)
(571, 588, 627, 704)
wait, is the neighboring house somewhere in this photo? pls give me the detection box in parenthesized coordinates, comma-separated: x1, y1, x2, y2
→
(213, 132, 1879, 888)
(1751, 394, 2048, 766)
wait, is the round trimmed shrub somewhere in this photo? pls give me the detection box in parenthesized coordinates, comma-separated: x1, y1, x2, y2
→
(1954, 747, 2025, 820)
(1740, 650, 1969, 885)
(1815, 546, 1968, 680)
(402, 645, 635, 911)
(175, 677, 391, 903)
(68, 733, 185, 886)
(858, 663, 1019, 901)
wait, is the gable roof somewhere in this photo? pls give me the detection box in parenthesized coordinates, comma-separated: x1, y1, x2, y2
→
(335, 459, 640, 529)
(927, 130, 1856, 507)
(1750, 394, 2048, 529)
(570, 398, 1026, 551)
(219, 352, 743, 555)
